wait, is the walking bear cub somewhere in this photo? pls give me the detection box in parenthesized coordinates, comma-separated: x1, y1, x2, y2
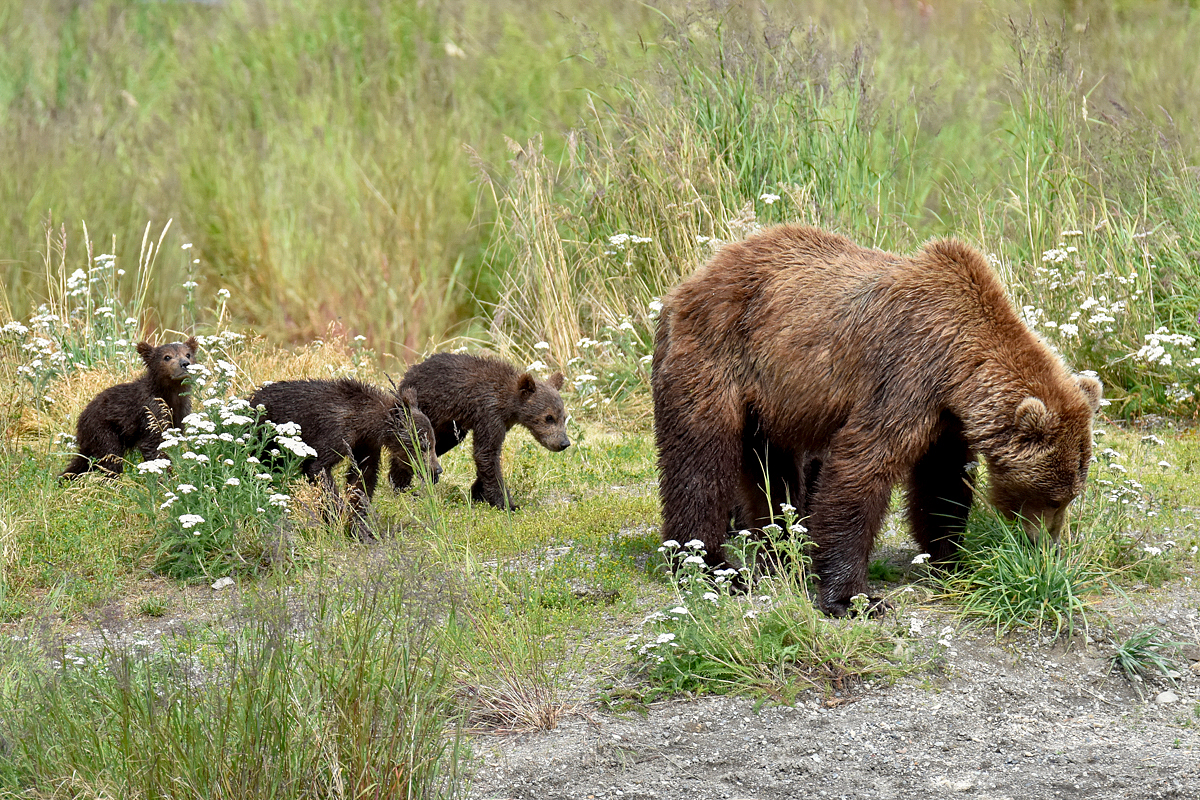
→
(652, 225, 1102, 617)
(249, 378, 440, 539)
(395, 353, 569, 510)
(61, 337, 200, 479)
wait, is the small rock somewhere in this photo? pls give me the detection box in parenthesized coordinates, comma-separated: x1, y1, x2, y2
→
(211, 576, 235, 591)
(1155, 690, 1179, 704)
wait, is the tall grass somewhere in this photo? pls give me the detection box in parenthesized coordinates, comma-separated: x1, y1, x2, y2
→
(3, 1, 1198, 401)
(0, 0, 654, 353)
(0, 553, 467, 799)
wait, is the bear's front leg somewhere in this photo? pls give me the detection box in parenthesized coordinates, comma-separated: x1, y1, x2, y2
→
(807, 451, 898, 618)
(471, 426, 516, 510)
(346, 445, 381, 541)
(387, 453, 414, 492)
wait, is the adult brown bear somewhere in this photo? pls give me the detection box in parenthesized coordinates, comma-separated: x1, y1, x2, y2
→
(651, 225, 1102, 616)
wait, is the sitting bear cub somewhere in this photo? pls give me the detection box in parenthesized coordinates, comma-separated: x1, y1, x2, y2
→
(61, 337, 199, 479)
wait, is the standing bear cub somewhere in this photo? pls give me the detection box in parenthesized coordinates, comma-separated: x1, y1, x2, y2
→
(61, 337, 199, 479)
(249, 378, 440, 540)
(396, 353, 569, 510)
(652, 225, 1102, 617)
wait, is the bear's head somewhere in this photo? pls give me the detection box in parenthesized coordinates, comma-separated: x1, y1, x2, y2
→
(516, 371, 570, 452)
(987, 374, 1103, 541)
(389, 387, 442, 483)
(138, 336, 200, 384)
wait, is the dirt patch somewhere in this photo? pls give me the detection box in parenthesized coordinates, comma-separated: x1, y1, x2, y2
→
(468, 583, 1200, 800)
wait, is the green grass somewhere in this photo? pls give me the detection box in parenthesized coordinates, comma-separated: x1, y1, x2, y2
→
(2, 1, 1198, 410)
(3, 0, 1200, 793)
(933, 506, 1111, 640)
(1108, 626, 1183, 697)
(0, 554, 468, 798)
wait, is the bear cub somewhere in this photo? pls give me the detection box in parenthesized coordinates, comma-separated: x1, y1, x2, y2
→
(395, 353, 569, 510)
(61, 337, 199, 479)
(249, 378, 439, 539)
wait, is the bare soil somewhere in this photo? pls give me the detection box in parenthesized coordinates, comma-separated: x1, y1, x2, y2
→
(468, 580, 1200, 800)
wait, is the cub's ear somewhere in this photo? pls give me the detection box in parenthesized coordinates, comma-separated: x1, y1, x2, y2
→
(136, 341, 154, 365)
(1076, 374, 1102, 413)
(399, 387, 418, 409)
(547, 372, 565, 391)
(185, 336, 200, 354)
(1015, 397, 1050, 438)
(517, 373, 537, 398)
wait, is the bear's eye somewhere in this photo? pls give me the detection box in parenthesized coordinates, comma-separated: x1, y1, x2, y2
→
(544, 414, 555, 424)
(163, 354, 172, 361)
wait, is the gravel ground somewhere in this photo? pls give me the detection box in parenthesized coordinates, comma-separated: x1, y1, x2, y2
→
(468, 586, 1200, 800)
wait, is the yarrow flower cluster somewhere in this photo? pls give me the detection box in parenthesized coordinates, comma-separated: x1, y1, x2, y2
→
(133, 377, 310, 579)
(604, 232, 653, 254)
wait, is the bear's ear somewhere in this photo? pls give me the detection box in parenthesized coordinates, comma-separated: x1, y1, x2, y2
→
(1015, 396, 1050, 438)
(136, 341, 154, 365)
(517, 372, 538, 398)
(185, 336, 199, 354)
(1076, 374, 1102, 413)
(547, 372, 564, 391)
(399, 387, 418, 409)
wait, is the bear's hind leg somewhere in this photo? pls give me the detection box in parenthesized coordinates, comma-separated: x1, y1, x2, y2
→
(656, 400, 744, 570)
(907, 418, 975, 564)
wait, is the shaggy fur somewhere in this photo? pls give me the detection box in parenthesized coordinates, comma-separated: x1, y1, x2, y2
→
(249, 378, 439, 539)
(652, 225, 1102, 617)
(61, 337, 199, 479)
(396, 353, 569, 510)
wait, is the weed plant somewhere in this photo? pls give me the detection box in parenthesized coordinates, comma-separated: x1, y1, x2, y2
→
(0, 552, 466, 798)
(933, 507, 1110, 640)
(630, 509, 909, 703)
(1108, 626, 1182, 698)
(134, 394, 313, 582)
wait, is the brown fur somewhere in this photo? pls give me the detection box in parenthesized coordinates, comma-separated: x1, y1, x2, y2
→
(61, 337, 199, 479)
(249, 378, 439, 540)
(652, 225, 1102, 617)
(396, 353, 569, 510)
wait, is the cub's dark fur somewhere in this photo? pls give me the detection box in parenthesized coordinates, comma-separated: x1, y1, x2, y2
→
(61, 337, 199, 479)
(396, 353, 569, 510)
(249, 378, 439, 539)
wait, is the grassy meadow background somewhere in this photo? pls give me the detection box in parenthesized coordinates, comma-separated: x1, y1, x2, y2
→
(2, 0, 1200, 797)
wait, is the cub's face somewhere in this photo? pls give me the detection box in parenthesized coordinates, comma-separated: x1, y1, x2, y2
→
(517, 371, 570, 453)
(391, 389, 442, 483)
(988, 376, 1101, 542)
(138, 337, 199, 383)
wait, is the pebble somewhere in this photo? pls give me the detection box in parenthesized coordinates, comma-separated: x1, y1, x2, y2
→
(1155, 690, 1178, 704)
(211, 576, 235, 591)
